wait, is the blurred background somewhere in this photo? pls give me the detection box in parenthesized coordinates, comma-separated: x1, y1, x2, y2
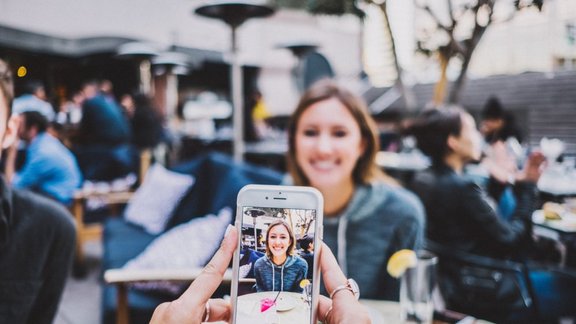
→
(2, 0, 576, 323)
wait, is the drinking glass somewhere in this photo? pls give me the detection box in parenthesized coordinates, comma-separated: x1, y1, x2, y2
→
(400, 250, 437, 323)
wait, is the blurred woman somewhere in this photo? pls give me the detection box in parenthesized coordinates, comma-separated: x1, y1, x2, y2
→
(285, 79, 425, 300)
(409, 107, 542, 258)
(253, 220, 308, 292)
(409, 106, 576, 320)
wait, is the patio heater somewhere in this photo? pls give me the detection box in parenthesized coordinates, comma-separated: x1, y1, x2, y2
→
(195, 0, 275, 161)
(151, 51, 192, 124)
(116, 41, 160, 95)
(245, 208, 266, 249)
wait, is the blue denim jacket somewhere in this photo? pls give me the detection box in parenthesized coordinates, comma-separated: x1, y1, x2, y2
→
(254, 255, 308, 293)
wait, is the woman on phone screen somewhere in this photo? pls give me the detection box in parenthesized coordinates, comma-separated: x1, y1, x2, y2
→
(253, 220, 308, 292)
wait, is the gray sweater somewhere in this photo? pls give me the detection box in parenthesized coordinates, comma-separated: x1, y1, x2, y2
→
(322, 182, 425, 300)
(254, 255, 308, 292)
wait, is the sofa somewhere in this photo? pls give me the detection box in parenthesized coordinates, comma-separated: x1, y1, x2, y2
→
(101, 152, 283, 323)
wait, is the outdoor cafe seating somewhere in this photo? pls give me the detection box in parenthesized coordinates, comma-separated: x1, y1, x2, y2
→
(100, 152, 283, 324)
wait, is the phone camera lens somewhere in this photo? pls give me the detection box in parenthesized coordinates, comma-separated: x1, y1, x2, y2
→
(265, 196, 268, 200)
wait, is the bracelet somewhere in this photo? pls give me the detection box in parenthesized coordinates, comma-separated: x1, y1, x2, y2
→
(329, 278, 360, 300)
(330, 285, 354, 299)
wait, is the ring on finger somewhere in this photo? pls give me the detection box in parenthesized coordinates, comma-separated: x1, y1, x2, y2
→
(323, 306, 333, 324)
(203, 299, 211, 322)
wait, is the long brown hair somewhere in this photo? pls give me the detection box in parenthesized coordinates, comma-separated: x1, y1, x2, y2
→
(265, 220, 296, 259)
(0, 59, 14, 115)
(286, 79, 392, 186)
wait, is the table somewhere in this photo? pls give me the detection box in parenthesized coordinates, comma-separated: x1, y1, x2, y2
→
(211, 298, 489, 324)
(533, 209, 576, 267)
(375, 151, 430, 185)
(235, 291, 309, 324)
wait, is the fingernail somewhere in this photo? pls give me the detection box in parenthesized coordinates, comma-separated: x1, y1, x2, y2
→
(224, 224, 233, 238)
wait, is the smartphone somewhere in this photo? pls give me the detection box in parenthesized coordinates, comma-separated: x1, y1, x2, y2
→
(231, 184, 323, 324)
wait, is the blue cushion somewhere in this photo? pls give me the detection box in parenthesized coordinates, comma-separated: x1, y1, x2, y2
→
(102, 218, 159, 270)
(166, 152, 283, 229)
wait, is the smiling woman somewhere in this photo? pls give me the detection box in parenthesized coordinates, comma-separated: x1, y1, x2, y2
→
(284, 79, 425, 300)
(253, 220, 308, 293)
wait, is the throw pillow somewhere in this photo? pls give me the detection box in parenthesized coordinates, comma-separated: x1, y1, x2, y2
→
(122, 207, 232, 295)
(124, 163, 195, 234)
(123, 207, 232, 270)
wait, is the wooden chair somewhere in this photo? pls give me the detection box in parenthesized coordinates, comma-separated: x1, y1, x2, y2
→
(70, 190, 134, 276)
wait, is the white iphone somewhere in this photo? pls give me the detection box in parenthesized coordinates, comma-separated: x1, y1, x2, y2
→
(231, 184, 323, 324)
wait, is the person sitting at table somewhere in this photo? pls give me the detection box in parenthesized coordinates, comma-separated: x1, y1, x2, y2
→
(409, 106, 542, 259)
(285, 79, 425, 300)
(478, 96, 524, 220)
(253, 220, 308, 293)
(298, 234, 314, 279)
(73, 79, 135, 181)
(408, 106, 576, 320)
(4, 111, 83, 206)
(150, 225, 371, 324)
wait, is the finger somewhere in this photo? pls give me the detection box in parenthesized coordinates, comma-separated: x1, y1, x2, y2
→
(178, 226, 238, 307)
(205, 299, 231, 322)
(317, 295, 332, 323)
(319, 242, 348, 295)
(149, 302, 170, 324)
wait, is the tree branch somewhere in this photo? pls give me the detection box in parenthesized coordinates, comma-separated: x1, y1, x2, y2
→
(420, 3, 451, 33)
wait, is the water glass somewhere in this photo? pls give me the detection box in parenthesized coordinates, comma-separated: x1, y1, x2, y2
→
(400, 250, 437, 323)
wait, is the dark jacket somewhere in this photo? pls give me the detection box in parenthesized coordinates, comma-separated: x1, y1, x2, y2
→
(409, 164, 537, 259)
(0, 177, 76, 324)
(80, 94, 131, 145)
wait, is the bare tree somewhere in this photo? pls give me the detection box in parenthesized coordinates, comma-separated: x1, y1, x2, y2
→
(416, 0, 544, 105)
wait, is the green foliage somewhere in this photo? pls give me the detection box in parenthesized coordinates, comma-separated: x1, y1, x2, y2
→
(514, 0, 544, 11)
(273, 0, 365, 18)
(308, 0, 364, 17)
(274, 0, 309, 10)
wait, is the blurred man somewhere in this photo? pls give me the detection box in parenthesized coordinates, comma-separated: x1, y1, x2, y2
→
(299, 234, 314, 279)
(4, 111, 82, 205)
(0, 59, 76, 324)
(74, 80, 135, 181)
(12, 79, 55, 121)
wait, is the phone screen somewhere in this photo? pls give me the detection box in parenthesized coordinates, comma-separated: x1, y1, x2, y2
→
(234, 206, 317, 324)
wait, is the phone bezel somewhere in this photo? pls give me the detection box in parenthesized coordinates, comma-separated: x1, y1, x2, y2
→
(231, 184, 324, 324)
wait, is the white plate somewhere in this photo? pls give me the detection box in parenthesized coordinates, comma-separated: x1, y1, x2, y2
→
(275, 295, 297, 312)
(533, 210, 576, 232)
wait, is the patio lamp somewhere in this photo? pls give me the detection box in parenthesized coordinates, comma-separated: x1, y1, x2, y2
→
(194, 0, 276, 161)
(245, 208, 266, 248)
(151, 50, 193, 125)
(116, 41, 161, 95)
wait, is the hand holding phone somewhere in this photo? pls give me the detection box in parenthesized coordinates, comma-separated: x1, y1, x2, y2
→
(232, 185, 323, 324)
(149, 225, 238, 324)
(149, 226, 370, 324)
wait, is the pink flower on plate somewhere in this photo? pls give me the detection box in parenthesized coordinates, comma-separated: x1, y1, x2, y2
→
(260, 298, 275, 312)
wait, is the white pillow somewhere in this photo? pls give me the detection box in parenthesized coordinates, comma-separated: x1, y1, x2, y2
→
(123, 207, 232, 269)
(124, 163, 195, 235)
